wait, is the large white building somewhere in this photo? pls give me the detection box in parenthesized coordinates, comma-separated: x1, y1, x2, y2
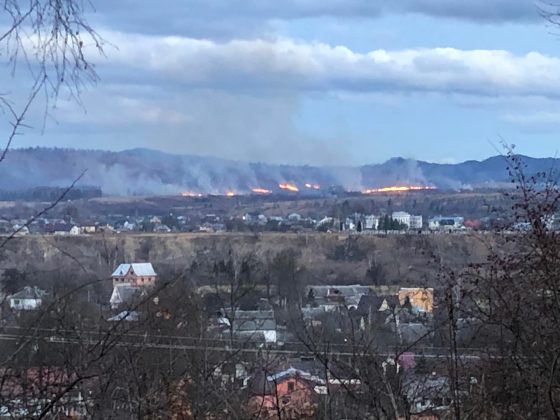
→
(365, 215, 380, 230)
(392, 211, 411, 227)
(409, 215, 423, 230)
(392, 212, 423, 229)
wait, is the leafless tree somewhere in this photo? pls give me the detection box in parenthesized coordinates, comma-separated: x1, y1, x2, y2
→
(444, 150, 560, 419)
(1, 0, 103, 158)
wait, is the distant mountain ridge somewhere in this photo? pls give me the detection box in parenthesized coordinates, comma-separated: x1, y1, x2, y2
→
(0, 147, 557, 196)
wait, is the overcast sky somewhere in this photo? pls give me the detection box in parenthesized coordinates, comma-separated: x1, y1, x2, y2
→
(8, 0, 560, 164)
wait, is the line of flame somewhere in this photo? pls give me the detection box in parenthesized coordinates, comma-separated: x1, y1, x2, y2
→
(181, 192, 204, 197)
(251, 188, 272, 194)
(362, 185, 437, 194)
(304, 183, 321, 190)
(278, 183, 299, 192)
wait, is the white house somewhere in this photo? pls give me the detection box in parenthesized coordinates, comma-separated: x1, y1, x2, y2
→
(122, 221, 136, 231)
(428, 216, 464, 231)
(365, 215, 380, 230)
(12, 225, 30, 236)
(107, 310, 139, 322)
(409, 215, 423, 230)
(219, 310, 278, 344)
(392, 212, 411, 227)
(392, 212, 423, 229)
(9, 287, 47, 311)
(287, 213, 302, 222)
(80, 225, 97, 234)
(109, 283, 143, 310)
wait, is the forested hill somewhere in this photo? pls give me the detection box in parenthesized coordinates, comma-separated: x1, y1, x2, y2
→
(0, 148, 557, 196)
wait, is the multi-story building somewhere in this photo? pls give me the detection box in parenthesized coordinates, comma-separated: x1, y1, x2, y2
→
(392, 212, 423, 230)
(111, 263, 157, 287)
(392, 211, 411, 227)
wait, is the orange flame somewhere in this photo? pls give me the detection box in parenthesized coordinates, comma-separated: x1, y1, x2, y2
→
(251, 188, 272, 194)
(225, 191, 236, 197)
(305, 183, 321, 190)
(181, 192, 203, 197)
(362, 185, 437, 194)
(279, 183, 299, 192)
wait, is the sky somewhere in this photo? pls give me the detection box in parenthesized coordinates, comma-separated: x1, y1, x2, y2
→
(5, 0, 560, 165)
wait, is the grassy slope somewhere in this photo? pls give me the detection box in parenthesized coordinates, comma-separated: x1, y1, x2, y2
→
(0, 232, 495, 288)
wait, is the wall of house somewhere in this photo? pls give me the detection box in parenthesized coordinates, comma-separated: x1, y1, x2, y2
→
(112, 273, 156, 287)
(252, 376, 313, 411)
(10, 298, 41, 310)
(398, 289, 434, 312)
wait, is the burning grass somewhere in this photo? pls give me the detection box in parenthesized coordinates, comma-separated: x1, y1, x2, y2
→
(362, 185, 437, 194)
(278, 183, 299, 192)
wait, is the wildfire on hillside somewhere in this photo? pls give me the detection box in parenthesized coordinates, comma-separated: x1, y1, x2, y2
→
(181, 192, 204, 197)
(362, 185, 437, 194)
(251, 188, 272, 194)
(225, 192, 236, 197)
(278, 183, 299, 192)
(304, 183, 321, 190)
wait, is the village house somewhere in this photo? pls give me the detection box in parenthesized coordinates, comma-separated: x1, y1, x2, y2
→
(46, 223, 80, 235)
(249, 367, 317, 419)
(109, 284, 146, 310)
(80, 224, 97, 234)
(365, 215, 380, 230)
(398, 288, 434, 313)
(306, 285, 371, 312)
(357, 293, 400, 324)
(392, 212, 423, 229)
(287, 213, 302, 222)
(111, 263, 157, 287)
(9, 287, 47, 311)
(109, 263, 157, 309)
(153, 224, 171, 233)
(218, 309, 278, 343)
(107, 310, 139, 322)
(12, 225, 30, 236)
(249, 357, 361, 419)
(428, 216, 465, 231)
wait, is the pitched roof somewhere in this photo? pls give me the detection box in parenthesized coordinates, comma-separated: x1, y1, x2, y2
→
(107, 311, 139, 322)
(110, 283, 142, 306)
(222, 310, 277, 332)
(112, 263, 157, 277)
(307, 285, 371, 299)
(357, 294, 385, 314)
(251, 368, 317, 395)
(235, 319, 276, 332)
(10, 286, 47, 300)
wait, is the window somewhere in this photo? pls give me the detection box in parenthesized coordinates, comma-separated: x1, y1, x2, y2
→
(13, 299, 19, 305)
(287, 381, 295, 392)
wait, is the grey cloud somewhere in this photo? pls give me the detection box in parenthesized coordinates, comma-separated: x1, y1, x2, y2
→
(90, 0, 541, 38)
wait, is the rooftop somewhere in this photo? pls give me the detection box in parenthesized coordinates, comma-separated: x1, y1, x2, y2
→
(112, 263, 157, 277)
(10, 286, 47, 300)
